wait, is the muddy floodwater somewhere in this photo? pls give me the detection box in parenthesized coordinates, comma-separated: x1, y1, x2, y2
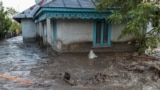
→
(0, 36, 160, 90)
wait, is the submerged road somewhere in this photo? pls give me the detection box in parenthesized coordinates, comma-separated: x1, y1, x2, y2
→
(0, 36, 104, 90)
(0, 36, 52, 90)
(0, 36, 160, 90)
(0, 36, 94, 90)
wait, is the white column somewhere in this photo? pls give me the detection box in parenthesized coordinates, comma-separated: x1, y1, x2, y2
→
(39, 22, 43, 37)
(46, 18, 52, 44)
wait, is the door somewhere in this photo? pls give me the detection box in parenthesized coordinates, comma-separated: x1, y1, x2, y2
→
(93, 20, 111, 47)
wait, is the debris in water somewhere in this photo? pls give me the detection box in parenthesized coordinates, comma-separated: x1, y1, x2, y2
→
(132, 55, 154, 61)
(88, 50, 97, 59)
(63, 72, 71, 80)
(150, 64, 160, 77)
(63, 72, 77, 86)
(145, 46, 158, 57)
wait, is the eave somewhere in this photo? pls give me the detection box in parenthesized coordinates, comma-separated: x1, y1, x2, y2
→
(34, 7, 115, 23)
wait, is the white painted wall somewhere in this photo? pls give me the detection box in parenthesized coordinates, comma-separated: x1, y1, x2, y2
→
(43, 21, 47, 43)
(36, 18, 135, 51)
(111, 24, 134, 42)
(22, 19, 36, 38)
(50, 20, 54, 43)
(55, 19, 134, 47)
(46, 18, 53, 44)
(36, 22, 42, 37)
(57, 20, 133, 44)
(57, 19, 93, 44)
(36, 22, 39, 36)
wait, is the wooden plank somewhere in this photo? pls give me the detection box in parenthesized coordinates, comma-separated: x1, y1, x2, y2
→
(0, 73, 34, 85)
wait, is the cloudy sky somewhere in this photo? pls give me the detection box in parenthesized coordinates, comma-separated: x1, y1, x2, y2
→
(1, 0, 35, 12)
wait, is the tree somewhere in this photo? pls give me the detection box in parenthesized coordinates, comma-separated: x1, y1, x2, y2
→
(6, 7, 18, 18)
(0, 1, 21, 37)
(96, 0, 160, 53)
(10, 21, 21, 32)
(6, 7, 21, 33)
(0, 1, 11, 35)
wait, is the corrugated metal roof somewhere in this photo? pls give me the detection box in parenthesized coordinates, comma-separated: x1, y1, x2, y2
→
(46, 0, 65, 7)
(42, 0, 96, 8)
(79, 0, 95, 8)
(13, 0, 48, 22)
(13, 0, 97, 22)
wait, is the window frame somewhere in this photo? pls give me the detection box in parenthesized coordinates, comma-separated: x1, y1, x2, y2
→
(93, 20, 111, 47)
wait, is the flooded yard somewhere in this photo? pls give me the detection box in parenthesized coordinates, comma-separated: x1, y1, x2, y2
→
(0, 36, 160, 90)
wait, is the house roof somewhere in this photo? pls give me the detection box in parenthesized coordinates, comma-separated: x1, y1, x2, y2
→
(14, 0, 112, 23)
(13, 0, 48, 22)
(42, 0, 96, 8)
(34, 0, 113, 22)
(13, 0, 99, 22)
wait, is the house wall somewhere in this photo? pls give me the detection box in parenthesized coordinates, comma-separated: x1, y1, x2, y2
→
(111, 24, 134, 42)
(56, 19, 133, 44)
(36, 23, 40, 36)
(22, 19, 36, 43)
(55, 19, 93, 51)
(38, 19, 135, 52)
(54, 19, 134, 52)
(57, 19, 93, 44)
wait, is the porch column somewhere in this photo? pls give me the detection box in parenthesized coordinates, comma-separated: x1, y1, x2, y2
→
(35, 23, 38, 36)
(39, 22, 43, 37)
(46, 18, 52, 44)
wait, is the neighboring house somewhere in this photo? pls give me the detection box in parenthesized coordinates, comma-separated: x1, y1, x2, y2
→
(13, 0, 135, 52)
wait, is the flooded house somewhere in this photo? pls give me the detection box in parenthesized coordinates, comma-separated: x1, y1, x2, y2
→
(13, 0, 135, 52)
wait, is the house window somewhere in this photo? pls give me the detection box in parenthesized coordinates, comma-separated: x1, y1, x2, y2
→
(96, 21, 101, 43)
(93, 20, 111, 47)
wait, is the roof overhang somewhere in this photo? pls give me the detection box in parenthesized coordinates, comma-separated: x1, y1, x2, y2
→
(34, 7, 116, 23)
(12, 0, 46, 23)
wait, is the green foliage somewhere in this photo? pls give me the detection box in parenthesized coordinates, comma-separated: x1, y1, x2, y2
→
(0, 1, 10, 34)
(96, 0, 160, 54)
(0, 1, 21, 35)
(6, 7, 18, 17)
(10, 21, 21, 32)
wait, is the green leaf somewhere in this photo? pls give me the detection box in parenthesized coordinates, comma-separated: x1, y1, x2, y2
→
(96, 0, 160, 54)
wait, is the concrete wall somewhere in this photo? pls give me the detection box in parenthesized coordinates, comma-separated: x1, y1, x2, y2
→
(39, 21, 47, 44)
(111, 24, 134, 42)
(56, 20, 133, 44)
(36, 23, 40, 36)
(53, 19, 135, 51)
(36, 18, 136, 52)
(46, 19, 53, 44)
(22, 19, 36, 43)
(57, 19, 93, 45)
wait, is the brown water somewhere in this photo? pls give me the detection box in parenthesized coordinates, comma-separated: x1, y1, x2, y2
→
(0, 36, 160, 90)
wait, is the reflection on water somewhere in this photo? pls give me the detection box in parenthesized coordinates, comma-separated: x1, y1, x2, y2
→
(0, 36, 44, 61)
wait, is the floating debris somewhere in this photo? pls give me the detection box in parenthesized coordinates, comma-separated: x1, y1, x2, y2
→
(88, 50, 97, 59)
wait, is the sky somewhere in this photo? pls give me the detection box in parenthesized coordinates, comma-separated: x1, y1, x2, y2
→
(1, 0, 35, 12)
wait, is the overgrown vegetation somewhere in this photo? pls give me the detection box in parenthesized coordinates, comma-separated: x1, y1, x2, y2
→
(96, 0, 160, 54)
(0, 1, 21, 38)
